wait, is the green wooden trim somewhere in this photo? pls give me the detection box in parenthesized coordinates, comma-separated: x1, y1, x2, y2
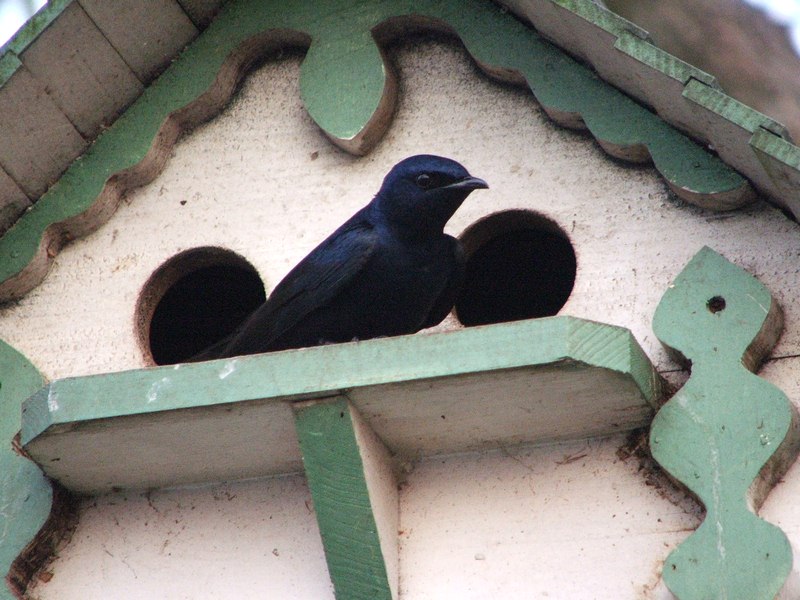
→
(0, 53, 21, 88)
(0, 0, 748, 302)
(504, 0, 800, 216)
(552, 0, 650, 40)
(21, 316, 663, 493)
(650, 247, 799, 599)
(0, 341, 50, 599)
(751, 127, 800, 201)
(0, 0, 73, 90)
(17, 316, 662, 591)
(613, 30, 717, 88)
(22, 316, 660, 446)
(752, 127, 800, 170)
(449, 5, 745, 197)
(683, 78, 788, 137)
(294, 398, 392, 600)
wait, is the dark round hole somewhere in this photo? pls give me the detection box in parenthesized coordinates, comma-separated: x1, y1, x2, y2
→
(136, 247, 266, 365)
(455, 211, 576, 327)
(707, 296, 726, 314)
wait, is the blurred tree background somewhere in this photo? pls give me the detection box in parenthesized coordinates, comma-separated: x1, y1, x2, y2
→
(606, 0, 800, 139)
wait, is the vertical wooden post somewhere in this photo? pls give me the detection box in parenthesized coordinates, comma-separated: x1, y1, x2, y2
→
(294, 397, 398, 600)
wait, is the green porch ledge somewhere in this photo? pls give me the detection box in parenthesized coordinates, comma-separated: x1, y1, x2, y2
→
(21, 315, 663, 494)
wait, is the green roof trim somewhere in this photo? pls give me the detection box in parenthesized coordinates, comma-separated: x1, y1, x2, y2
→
(504, 0, 800, 212)
(683, 78, 788, 137)
(613, 31, 717, 88)
(0, 52, 21, 88)
(753, 127, 800, 169)
(0, 0, 754, 302)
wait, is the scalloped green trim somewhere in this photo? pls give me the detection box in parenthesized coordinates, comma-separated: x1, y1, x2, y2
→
(506, 0, 800, 214)
(0, 0, 748, 302)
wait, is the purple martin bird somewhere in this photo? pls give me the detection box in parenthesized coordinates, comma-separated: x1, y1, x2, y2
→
(192, 155, 487, 360)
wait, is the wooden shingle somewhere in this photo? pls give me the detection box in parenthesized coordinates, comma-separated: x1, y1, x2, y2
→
(16, 2, 143, 138)
(78, 0, 199, 82)
(0, 55, 86, 198)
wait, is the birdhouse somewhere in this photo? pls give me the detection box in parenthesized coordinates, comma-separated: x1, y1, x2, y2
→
(2, 1, 800, 598)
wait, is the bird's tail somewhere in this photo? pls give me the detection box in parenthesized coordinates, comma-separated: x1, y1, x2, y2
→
(184, 334, 233, 363)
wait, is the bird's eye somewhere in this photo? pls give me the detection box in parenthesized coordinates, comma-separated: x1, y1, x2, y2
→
(415, 173, 433, 189)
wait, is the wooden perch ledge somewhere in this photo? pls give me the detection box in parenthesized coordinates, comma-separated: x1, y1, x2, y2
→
(21, 316, 663, 494)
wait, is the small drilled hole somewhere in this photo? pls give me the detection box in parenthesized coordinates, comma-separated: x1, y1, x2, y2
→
(455, 210, 576, 327)
(136, 247, 266, 365)
(707, 296, 726, 314)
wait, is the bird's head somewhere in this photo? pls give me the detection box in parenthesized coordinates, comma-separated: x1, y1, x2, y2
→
(373, 155, 488, 236)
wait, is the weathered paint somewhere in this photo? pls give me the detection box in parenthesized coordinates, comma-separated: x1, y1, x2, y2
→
(650, 247, 800, 599)
(15, 1, 144, 138)
(26, 476, 335, 599)
(0, 0, 72, 60)
(78, 0, 198, 82)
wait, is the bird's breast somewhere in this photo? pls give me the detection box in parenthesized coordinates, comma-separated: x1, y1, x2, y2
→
(341, 235, 456, 332)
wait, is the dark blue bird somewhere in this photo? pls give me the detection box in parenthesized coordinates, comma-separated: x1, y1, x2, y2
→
(193, 155, 487, 360)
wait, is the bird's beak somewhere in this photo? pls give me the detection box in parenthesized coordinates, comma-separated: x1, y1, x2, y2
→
(444, 176, 489, 191)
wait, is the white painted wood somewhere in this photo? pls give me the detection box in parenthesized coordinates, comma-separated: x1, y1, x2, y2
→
(3, 41, 799, 382)
(350, 364, 652, 456)
(349, 402, 400, 599)
(26, 475, 335, 600)
(78, 0, 198, 82)
(30, 435, 705, 599)
(0, 61, 87, 197)
(28, 395, 302, 494)
(18, 2, 143, 138)
(398, 436, 701, 598)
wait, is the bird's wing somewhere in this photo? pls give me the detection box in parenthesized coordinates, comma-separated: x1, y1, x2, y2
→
(221, 218, 379, 356)
(422, 236, 466, 329)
